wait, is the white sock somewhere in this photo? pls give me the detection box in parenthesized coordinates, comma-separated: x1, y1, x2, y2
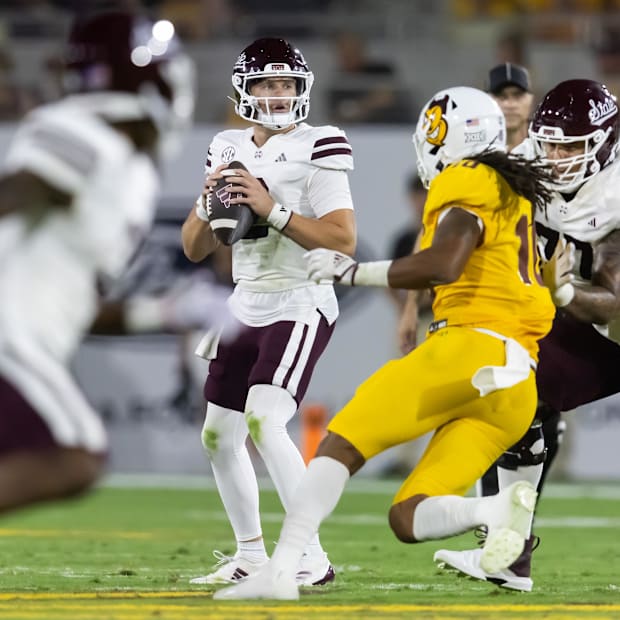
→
(238, 539, 268, 563)
(202, 403, 266, 552)
(497, 465, 542, 538)
(413, 495, 484, 541)
(245, 384, 323, 553)
(271, 457, 350, 577)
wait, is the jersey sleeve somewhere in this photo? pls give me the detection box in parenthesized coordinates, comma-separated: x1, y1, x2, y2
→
(308, 167, 354, 218)
(309, 125, 354, 171)
(3, 109, 107, 196)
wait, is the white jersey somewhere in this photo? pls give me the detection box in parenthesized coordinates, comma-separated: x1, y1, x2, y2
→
(0, 97, 159, 363)
(515, 139, 620, 286)
(205, 123, 354, 326)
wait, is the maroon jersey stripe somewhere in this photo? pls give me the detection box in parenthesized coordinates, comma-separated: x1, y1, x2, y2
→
(313, 136, 349, 148)
(311, 148, 353, 160)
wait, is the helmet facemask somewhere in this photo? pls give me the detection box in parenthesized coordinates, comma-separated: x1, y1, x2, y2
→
(530, 126, 616, 192)
(231, 66, 313, 130)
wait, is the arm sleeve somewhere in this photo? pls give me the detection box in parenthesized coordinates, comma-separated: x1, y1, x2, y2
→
(307, 167, 354, 218)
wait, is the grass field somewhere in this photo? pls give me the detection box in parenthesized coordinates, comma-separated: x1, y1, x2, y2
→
(0, 477, 618, 619)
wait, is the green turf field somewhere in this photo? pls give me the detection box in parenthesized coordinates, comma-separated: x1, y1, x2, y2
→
(0, 478, 618, 619)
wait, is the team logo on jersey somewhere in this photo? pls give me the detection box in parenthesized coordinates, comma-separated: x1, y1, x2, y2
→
(588, 96, 618, 126)
(221, 146, 236, 163)
(423, 99, 449, 147)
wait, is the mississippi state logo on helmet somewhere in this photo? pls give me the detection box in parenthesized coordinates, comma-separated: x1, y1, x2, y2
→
(63, 11, 195, 158)
(413, 86, 506, 187)
(230, 38, 314, 129)
(530, 79, 619, 191)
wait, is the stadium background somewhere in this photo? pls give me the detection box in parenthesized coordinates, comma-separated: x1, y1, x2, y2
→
(1, 0, 618, 480)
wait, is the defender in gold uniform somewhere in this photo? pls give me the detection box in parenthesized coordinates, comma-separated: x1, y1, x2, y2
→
(215, 86, 559, 601)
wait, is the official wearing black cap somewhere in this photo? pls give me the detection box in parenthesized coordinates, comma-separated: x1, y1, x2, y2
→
(487, 62, 532, 94)
(486, 63, 534, 150)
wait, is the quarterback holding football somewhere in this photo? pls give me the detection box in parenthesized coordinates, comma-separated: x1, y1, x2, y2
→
(181, 38, 356, 587)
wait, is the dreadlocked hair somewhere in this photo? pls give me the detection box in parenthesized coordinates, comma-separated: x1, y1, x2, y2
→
(468, 149, 555, 215)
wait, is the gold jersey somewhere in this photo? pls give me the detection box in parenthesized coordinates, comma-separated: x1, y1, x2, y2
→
(420, 159, 554, 360)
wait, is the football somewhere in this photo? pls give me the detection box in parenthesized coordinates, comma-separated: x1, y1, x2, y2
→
(206, 160, 257, 246)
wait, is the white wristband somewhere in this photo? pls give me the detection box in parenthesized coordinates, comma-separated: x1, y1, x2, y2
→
(553, 282, 575, 307)
(195, 194, 210, 222)
(267, 202, 292, 231)
(352, 260, 392, 287)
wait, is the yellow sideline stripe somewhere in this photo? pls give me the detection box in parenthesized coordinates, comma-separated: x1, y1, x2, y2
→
(0, 528, 151, 539)
(1, 592, 620, 612)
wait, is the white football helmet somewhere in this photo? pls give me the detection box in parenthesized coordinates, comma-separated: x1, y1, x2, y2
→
(413, 86, 506, 187)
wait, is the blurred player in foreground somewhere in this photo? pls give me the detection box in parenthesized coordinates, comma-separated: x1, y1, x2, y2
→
(214, 86, 556, 600)
(435, 79, 620, 591)
(181, 38, 356, 586)
(0, 10, 194, 513)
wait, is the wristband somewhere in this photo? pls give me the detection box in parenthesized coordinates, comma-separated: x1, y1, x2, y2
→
(195, 194, 210, 222)
(267, 202, 292, 231)
(553, 282, 575, 307)
(351, 260, 392, 287)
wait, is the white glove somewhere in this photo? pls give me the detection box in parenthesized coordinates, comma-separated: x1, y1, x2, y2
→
(161, 279, 242, 341)
(304, 248, 358, 285)
(541, 237, 576, 307)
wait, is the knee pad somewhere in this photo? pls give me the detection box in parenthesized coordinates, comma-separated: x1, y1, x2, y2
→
(245, 385, 296, 448)
(497, 419, 546, 470)
(201, 403, 247, 458)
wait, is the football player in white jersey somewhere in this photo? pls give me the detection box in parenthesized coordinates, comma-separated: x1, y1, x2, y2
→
(435, 79, 620, 591)
(181, 38, 356, 587)
(0, 11, 194, 513)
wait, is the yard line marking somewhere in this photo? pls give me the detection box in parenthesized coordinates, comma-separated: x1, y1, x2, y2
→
(102, 475, 620, 499)
(183, 510, 620, 528)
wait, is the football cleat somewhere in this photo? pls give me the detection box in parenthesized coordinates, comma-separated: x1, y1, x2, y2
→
(434, 542, 535, 592)
(296, 551, 336, 586)
(213, 567, 299, 600)
(189, 550, 267, 585)
(480, 481, 537, 574)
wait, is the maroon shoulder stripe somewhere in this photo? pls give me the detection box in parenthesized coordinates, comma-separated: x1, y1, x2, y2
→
(311, 148, 353, 161)
(313, 136, 349, 148)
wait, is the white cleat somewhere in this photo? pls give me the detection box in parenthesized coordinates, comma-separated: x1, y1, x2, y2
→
(213, 567, 299, 600)
(296, 552, 336, 586)
(434, 547, 533, 592)
(189, 550, 268, 585)
(480, 481, 537, 575)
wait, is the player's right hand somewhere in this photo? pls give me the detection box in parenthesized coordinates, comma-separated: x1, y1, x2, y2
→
(398, 292, 420, 355)
(541, 236, 575, 294)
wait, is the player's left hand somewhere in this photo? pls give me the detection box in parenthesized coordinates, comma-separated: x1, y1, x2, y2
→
(224, 168, 274, 218)
(304, 248, 358, 285)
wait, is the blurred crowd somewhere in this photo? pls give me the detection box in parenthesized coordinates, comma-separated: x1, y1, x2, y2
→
(0, 0, 619, 122)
